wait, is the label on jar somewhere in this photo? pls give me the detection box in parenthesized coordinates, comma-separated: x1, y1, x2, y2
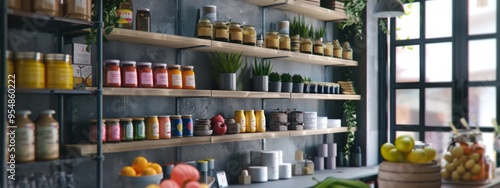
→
(343, 52, 352, 60)
(137, 122, 145, 137)
(89, 124, 106, 143)
(314, 46, 324, 54)
(116, 9, 133, 24)
(152, 123, 159, 137)
(266, 39, 279, 48)
(108, 124, 120, 141)
(125, 71, 137, 85)
(324, 49, 333, 56)
(333, 49, 342, 58)
(301, 44, 312, 52)
(280, 41, 291, 50)
(172, 74, 182, 87)
(215, 29, 229, 39)
(243, 35, 256, 44)
(41, 0, 56, 10)
(198, 27, 212, 37)
(185, 75, 195, 87)
(107, 70, 121, 84)
(35, 126, 59, 158)
(156, 73, 168, 86)
(163, 121, 171, 136)
(75, 0, 86, 14)
(250, 118, 256, 130)
(230, 32, 243, 41)
(47, 67, 72, 86)
(126, 123, 133, 139)
(16, 127, 34, 158)
(141, 72, 153, 85)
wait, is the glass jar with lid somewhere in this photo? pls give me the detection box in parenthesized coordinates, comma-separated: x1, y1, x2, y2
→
(300, 38, 312, 54)
(120, 118, 134, 142)
(256, 34, 264, 47)
(65, 0, 92, 21)
(121, 61, 137, 88)
(15, 110, 35, 162)
(342, 42, 353, 60)
(105, 119, 121, 143)
(33, 0, 60, 17)
(104, 59, 121, 87)
(333, 40, 342, 58)
(168, 64, 182, 89)
(197, 18, 213, 39)
(291, 35, 300, 52)
(137, 62, 153, 88)
(45, 53, 73, 89)
(153, 63, 168, 88)
(229, 22, 243, 44)
(182, 66, 196, 89)
(313, 39, 324, 56)
(323, 41, 334, 57)
(136, 8, 151, 32)
(279, 34, 291, 51)
(89, 119, 106, 144)
(213, 21, 229, 42)
(243, 25, 256, 46)
(116, 0, 133, 29)
(15, 52, 45, 89)
(132, 117, 145, 141)
(265, 31, 280, 49)
(34, 110, 59, 161)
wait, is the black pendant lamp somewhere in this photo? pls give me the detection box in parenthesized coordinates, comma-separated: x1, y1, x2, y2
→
(373, 0, 405, 18)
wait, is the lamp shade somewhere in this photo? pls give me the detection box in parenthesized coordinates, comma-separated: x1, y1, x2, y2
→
(373, 0, 405, 18)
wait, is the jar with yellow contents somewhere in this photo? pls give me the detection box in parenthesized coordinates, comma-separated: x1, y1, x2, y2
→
(229, 22, 243, 44)
(265, 31, 279, 49)
(213, 21, 229, 42)
(15, 52, 45, 89)
(279, 34, 291, 51)
(243, 25, 256, 46)
(45, 53, 73, 89)
(197, 18, 213, 40)
(2, 51, 15, 84)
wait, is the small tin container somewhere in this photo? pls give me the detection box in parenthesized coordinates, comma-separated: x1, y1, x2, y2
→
(182, 115, 193, 137)
(170, 115, 183, 137)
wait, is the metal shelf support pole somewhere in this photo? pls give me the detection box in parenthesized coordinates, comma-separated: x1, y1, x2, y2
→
(96, 0, 104, 187)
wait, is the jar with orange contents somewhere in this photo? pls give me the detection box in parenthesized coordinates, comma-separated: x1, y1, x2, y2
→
(104, 59, 121, 87)
(137, 62, 153, 88)
(181, 66, 196, 89)
(153, 63, 168, 88)
(120, 61, 137, 88)
(167, 64, 182, 89)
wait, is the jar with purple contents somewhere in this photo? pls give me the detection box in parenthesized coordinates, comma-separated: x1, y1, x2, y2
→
(106, 119, 121, 143)
(182, 115, 193, 137)
(89, 119, 106, 144)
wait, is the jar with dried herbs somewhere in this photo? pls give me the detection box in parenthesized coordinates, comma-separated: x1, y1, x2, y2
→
(279, 34, 291, 51)
(342, 42, 353, 60)
(313, 39, 324, 56)
(323, 41, 333, 57)
(265, 31, 279, 49)
(229, 22, 243, 44)
(197, 19, 213, 39)
(65, 0, 92, 21)
(136, 8, 151, 32)
(333, 40, 342, 58)
(300, 38, 312, 54)
(213, 21, 229, 42)
(243, 25, 256, 46)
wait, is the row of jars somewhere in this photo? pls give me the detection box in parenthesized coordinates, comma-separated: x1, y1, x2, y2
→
(104, 59, 196, 89)
(233, 110, 266, 133)
(88, 115, 194, 144)
(10, 110, 60, 163)
(6, 51, 74, 89)
(8, 0, 92, 21)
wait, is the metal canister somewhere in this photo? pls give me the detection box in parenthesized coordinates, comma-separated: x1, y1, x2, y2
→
(120, 118, 134, 141)
(132, 117, 145, 141)
(170, 115, 183, 137)
(182, 115, 193, 137)
(146, 116, 159, 140)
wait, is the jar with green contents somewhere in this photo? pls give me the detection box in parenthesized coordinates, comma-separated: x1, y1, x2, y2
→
(120, 118, 134, 142)
(213, 21, 229, 42)
(313, 39, 324, 56)
(279, 34, 291, 51)
(265, 31, 279, 49)
(243, 25, 256, 46)
(132, 117, 145, 141)
(15, 52, 45, 89)
(300, 38, 312, 54)
(323, 41, 333, 57)
(229, 22, 243, 44)
(290, 35, 300, 52)
(197, 18, 213, 39)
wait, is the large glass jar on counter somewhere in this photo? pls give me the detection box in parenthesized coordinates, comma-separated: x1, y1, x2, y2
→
(441, 130, 492, 184)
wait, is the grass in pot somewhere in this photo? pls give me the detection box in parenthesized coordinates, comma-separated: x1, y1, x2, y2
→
(269, 72, 281, 92)
(281, 73, 293, 93)
(292, 74, 304, 93)
(252, 58, 272, 92)
(209, 51, 245, 91)
(303, 77, 311, 93)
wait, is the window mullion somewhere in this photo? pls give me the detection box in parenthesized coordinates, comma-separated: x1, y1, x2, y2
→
(419, 0, 426, 142)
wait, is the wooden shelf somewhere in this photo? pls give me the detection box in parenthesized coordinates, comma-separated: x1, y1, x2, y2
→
(196, 40, 293, 59)
(87, 87, 212, 97)
(8, 9, 94, 34)
(291, 93, 361, 100)
(289, 127, 355, 137)
(16, 89, 93, 95)
(283, 53, 358, 66)
(211, 132, 290, 144)
(211, 90, 290, 99)
(243, 0, 347, 21)
(106, 28, 211, 49)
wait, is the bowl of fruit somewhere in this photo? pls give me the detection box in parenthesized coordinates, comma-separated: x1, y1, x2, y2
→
(119, 156, 164, 188)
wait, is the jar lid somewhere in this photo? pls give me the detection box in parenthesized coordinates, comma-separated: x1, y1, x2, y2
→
(198, 18, 211, 23)
(138, 8, 150, 12)
(119, 118, 133, 121)
(104, 59, 120, 65)
(181, 65, 194, 70)
(214, 20, 226, 24)
(132, 117, 145, 121)
(230, 22, 240, 26)
(147, 116, 158, 118)
(202, 5, 217, 12)
(244, 110, 254, 112)
(137, 62, 152, 67)
(279, 33, 289, 37)
(45, 53, 72, 62)
(243, 25, 254, 28)
(39, 110, 56, 114)
(106, 118, 120, 122)
(89, 119, 106, 123)
(255, 110, 265, 112)
(170, 115, 182, 118)
(167, 64, 181, 69)
(181, 115, 192, 119)
(121, 61, 136, 66)
(16, 110, 31, 115)
(153, 63, 167, 68)
(15, 51, 43, 61)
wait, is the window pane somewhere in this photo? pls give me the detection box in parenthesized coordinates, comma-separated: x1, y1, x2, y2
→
(396, 89, 420, 125)
(396, 3, 420, 40)
(425, 43, 452, 82)
(425, 88, 452, 126)
(426, 0, 452, 38)
(469, 87, 496, 127)
(396, 45, 420, 83)
(469, 0, 496, 35)
(469, 39, 497, 81)
(396, 131, 420, 141)
(425, 131, 452, 162)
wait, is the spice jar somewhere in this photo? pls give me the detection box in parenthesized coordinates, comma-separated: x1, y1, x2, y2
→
(120, 118, 134, 142)
(89, 119, 106, 144)
(313, 39, 324, 56)
(35, 110, 59, 161)
(333, 40, 342, 58)
(106, 119, 121, 143)
(132, 117, 145, 141)
(153, 63, 168, 88)
(342, 42, 353, 60)
(15, 52, 45, 89)
(168, 64, 182, 89)
(116, 0, 133, 29)
(33, 0, 60, 17)
(279, 34, 291, 51)
(137, 62, 153, 88)
(300, 38, 312, 54)
(265, 32, 280, 49)
(45, 53, 73, 89)
(146, 116, 159, 140)
(323, 41, 333, 57)
(136, 8, 151, 32)
(213, 21, 229, 42)
(15, 110, 35, 163)
(65, 0, 92, 21)
(243, 25, 256, 46)
(197, 19, 213, 39)
(120, 61, 137, 87)
(158, 116, 171, 139)
(291, 35, 300, 52)
(234, 110, 246, 133)
(182, 66, 196, 89)
(256, 34, 264, 47)
(182, 115, 193, 137)
(244, 110, 256, 133)
(255, 110, 266, 132)
(104, 59, 121, 87)
(171, 115, 183, 137)
(229, 22, 243, 44)
(7, 0, 22, 10)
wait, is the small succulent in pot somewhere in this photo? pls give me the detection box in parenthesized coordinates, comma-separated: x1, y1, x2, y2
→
(280, 73, 293, 93)
(252, 58, 273, 91)
(292, 74, 304, 93)
(303, 77, 312, 93)
(269, 72, 281, 92)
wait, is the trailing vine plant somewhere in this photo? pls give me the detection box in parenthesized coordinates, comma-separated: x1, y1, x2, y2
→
(85, 0, 126, 51)
(339, 0, 367, 40)
(342, 68, 357, 161)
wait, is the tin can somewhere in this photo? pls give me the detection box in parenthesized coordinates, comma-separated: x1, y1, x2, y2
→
(120, 118, 134, 141)
(132, 118, 145, 141)
(171, 115, 183, 137)
(146, 116, 159, 140)
(182, 115, 193, 137)
(106, 119, 121, 143)
(159, 116, 171, 139)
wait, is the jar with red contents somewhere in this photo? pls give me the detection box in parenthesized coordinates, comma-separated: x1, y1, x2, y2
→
(167, 64, 182, 89)
(89, 119, 106, 144)
(104, 60, 121, 87)
(153, 63, 168, 88)
(105, 119, 121, 143)
(137, 62, 153, 88)
(121, 61, 137, 87)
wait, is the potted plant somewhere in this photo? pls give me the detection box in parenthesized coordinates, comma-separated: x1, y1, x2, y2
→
(280, 73, 293, 93)
(252, 58, 272, 91)
(292, 74, 304, 93)
(303, 77, 311, 93)
(269, 72, 281, 92)
(209, 51, 244, 90)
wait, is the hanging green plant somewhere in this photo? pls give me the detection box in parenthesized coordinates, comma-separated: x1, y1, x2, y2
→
(85, 0, 126, 51)
(341, 68, 357, 161)
(339, 0, 366, 40)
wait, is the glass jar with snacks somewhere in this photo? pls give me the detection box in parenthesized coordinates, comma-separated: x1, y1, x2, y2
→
(213, 21, 229, 42)
(313, 39, 324, 56)
(229, 22, 243, 44)
(137, 62, 153, 88)
(323, 41, 333, 57)
(182, 66, 196, 89)
(342, 42, 353, 60)
(153, 63, 168, 88)
(45, 53, 73, 89)
(104, 59, 121, 87)
(265, 31, 280, 49)
(168, 64, 182, 89)
(89, 119, 106, 144)
(121, 61, 137, 88)
(243, 25, 256, 46)
(197, 18, 213, 39)
(15, 52, 45, 89)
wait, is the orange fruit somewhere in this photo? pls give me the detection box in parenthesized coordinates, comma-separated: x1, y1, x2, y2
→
(142, 167, 157, 176)
(395, 135, 414, 153)
(120, 166, 136, 176)
(132, 156, 149, 174)
(149, 163, 163, 174)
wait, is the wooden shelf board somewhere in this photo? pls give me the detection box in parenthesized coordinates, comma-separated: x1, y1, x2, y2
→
(211, 90, 291, 99)
(87, 87, 211, 97)
(289, 127, 355, 137)
(211, 132, 290, 143)
(243, 0, 347, 21)
(65, 137, 211, 155)
(283, 53, 357, 66)
(106, 28, 211, 49)
(290, 93, 361, 100)
(196, 40, 293, 59)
